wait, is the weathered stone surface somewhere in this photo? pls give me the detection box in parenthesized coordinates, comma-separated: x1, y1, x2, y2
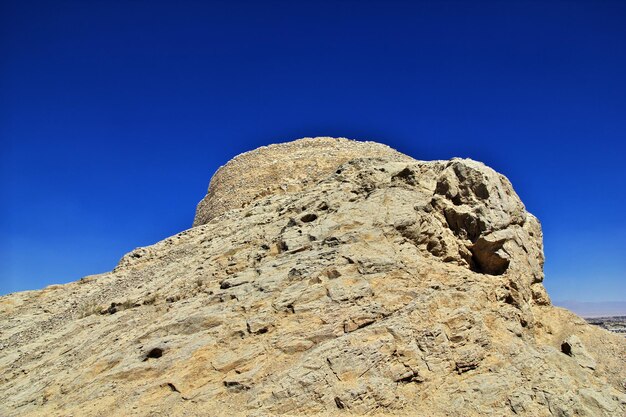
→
(192, 136, 413, 226)
(1, 137, 624, 416)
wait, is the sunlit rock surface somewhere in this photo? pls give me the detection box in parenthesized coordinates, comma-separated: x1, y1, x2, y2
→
(1, 137, 624, 416)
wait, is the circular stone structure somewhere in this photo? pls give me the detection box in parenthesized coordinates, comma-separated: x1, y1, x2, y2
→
(193, 137, 414, 226)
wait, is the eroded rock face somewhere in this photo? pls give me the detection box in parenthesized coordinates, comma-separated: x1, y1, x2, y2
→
(192, 137, 413, 226)
(1, 138, 624, 417)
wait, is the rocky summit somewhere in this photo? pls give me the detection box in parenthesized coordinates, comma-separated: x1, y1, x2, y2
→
(1, 137, 625, 417)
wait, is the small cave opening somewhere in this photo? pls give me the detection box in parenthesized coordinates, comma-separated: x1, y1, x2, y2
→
(144, 347, 164, 360)
(470, 238, 510, 276)
(391, 167, 417, 186)
(504, 294, 516, 305)
(561, 341, 572, 356)
(301, 213, 318, 223)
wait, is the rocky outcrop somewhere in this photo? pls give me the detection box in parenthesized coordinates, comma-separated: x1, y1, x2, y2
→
(193, 137, 413, 226)
(1, 138, 624, 417)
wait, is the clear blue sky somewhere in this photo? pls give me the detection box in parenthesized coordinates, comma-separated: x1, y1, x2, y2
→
(1, 0, 624, 303)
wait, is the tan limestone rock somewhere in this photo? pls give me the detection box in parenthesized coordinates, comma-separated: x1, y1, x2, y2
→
(0, 137, 624, 417)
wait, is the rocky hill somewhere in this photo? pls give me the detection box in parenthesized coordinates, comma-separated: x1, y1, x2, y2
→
(1, 137, 624, 416)
(193, 137, 414, 226)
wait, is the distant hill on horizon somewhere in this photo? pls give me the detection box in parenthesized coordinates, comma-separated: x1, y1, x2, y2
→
(554, 300, 626, 318)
